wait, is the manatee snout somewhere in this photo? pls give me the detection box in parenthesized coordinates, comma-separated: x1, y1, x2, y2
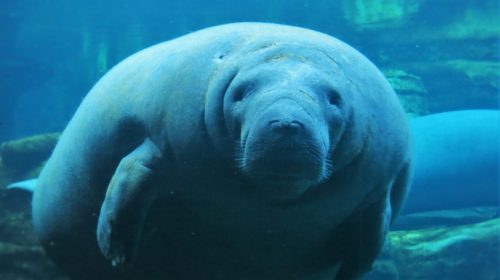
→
(265, 100, 305, 128)
(269, 118, 303, 133)
(239, 95, 331, 198)
(259, 99, 312, 143)
(216, 59, 346, 199)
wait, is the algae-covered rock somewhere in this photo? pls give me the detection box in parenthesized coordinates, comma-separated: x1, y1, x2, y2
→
(397, 95, 429, 118)
(404, 60, 500, 91)
(0, 242, 67, 280)
(383, 69, 429, 116)
(393, 207, 499, 231)
(0, 133, 59, 182)
(0, 189, 35, 245)
(442, 60, 500, 87)
(0, 134, 66, 279)
(368, 217, 500, 280)
(344, 0, 499, 114)
(384, 69, 427, 95)
(342, 0, 421, 30)
(0, 190, 66, 279)
(444, 2, 500, 40)
(392, 60, 499, 112)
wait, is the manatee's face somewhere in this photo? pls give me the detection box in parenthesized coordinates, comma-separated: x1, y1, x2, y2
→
(222, 55, 347, 200)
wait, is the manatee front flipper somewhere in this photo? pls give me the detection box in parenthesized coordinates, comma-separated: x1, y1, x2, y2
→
(335, 164, 411, 280)
(334, 193, 391, 280)
(97, 138, 163, 267)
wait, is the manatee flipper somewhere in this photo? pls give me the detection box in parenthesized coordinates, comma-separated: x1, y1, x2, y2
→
(335, 192, 391, 280)
(388, 163, 412, 222)
(97, 138, 163, 267)
(335, 164, 410, 280)
(6, 179, 38, 192)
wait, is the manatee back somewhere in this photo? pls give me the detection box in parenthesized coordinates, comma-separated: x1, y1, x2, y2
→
(405, 110, 500, 213)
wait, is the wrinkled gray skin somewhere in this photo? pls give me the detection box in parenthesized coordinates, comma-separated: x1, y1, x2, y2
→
(32, 23, 412, 280)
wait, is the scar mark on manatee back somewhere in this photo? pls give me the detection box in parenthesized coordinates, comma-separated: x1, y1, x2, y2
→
(253, 41, 279, 52)
(299, 89, 319, 105)
(314, 48, 341, 68)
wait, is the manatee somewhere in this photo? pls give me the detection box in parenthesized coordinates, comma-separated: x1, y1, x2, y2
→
(28, 23, 412, 280)
(403, 110, 499, 214)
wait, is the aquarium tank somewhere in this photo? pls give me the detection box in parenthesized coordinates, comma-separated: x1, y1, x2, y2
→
(0, 0, 498, 279)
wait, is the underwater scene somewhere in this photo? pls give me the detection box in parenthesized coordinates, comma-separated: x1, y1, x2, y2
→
(0, 0, 499, 279)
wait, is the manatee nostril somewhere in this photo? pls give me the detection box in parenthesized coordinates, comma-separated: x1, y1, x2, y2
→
(269, 119, 304, 131)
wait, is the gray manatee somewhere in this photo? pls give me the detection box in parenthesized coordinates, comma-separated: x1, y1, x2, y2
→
(31, 23, 412, 280)
(403, 110, 499, 214)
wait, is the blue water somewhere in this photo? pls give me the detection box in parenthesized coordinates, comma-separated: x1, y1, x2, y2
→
(2, 0, 498, 142)
(0, 0, 499, 279)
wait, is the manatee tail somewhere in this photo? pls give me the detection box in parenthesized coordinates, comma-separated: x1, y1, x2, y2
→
(6, 179, 38, 192)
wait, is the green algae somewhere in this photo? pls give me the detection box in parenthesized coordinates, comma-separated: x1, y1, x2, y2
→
(342, 0, 421, 29)
(0, 133, 59, 172)
(384, 69, 427, 95)
(445, 4, 500, 40)
(379, 218, 500, 280)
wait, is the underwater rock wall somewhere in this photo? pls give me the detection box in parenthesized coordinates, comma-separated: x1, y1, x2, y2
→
(344, 0, 499, 115)
(388, 218, 499, 280)
(367, 215, 500, 280)
(0, 134, 66, 279)
(0, 133, 59, 178)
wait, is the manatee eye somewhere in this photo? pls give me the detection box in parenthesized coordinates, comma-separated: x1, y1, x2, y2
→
(233, 89, 245, 102)
(326, 89, 342, 107)
(231, 81, 256, 103)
